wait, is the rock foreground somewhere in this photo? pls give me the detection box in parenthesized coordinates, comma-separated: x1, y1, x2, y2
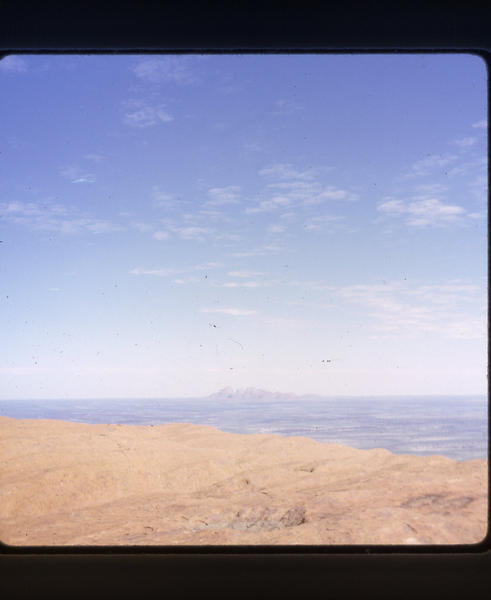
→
(0, 416, 487, 546)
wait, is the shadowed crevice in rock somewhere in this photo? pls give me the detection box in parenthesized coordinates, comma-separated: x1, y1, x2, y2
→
(400, 493, 476, 511)
(228, 505, 307, 532)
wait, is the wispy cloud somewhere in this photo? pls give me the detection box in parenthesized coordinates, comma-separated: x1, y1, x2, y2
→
(73, 176, 96, 184)
(251, 163, 356, 216)
(123, 102, 174, 128)
(0, 55, 27, 73)
(200, 307, 258, 316)
(130, 268, 179, 277)
(444, 155, 487, 178)
(0, 200, 122, 234)
(333, 281, 485, 340)
(259, 163, 318, 181)
(151, 187, 183, 211)
(129, 221, 153, 232)
(222, 281, 264, 288)
(194, 262, 223, 271)
(377, 196, 467, 227)
(244, 195, 291, 214)
(171, 226, 212, 241)
(131, 262, 223, 281)
(60, 166, 96, 184)
(472, 120, 487, 129)
(451, 136, 477, 149)
(303, 214, 344, 231)
(271, 98, 302, 116)
(174, 277, 201, 285)
(414, 183, 448, 194)
(153, 231, 169, 240)
(403, 153, 459, 178)
(133, 56, 200, 85)
(232, 243, 282, 258)
(84, 153, 105, 163)
(205, 186, 241, 206)
(227, 270, 263, 278)
(268, 223, 287, 234)
(242, 142, 265, 153)
(283, 278, 484, 339)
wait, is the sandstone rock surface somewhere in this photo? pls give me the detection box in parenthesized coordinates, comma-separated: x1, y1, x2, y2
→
(0, 416, 487, 546)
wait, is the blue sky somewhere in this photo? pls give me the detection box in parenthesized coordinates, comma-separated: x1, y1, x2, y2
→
(0, 53, 487, 399)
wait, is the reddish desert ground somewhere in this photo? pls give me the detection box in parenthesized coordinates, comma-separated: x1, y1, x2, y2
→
(0, 416, 487, 546)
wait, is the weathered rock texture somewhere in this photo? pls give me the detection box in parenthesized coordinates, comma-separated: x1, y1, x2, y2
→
(0, 416, 487, 546)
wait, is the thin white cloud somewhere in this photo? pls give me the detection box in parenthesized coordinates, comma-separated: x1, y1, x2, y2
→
(267, 181, 319, 192)
(205, 186, 241, 206)
(406, 198, 465, 226)
(60, 166, 95, 184)
(0, 200, 122, 235)
(378, 197, 466, 227)
(0, 55, 27, 73)
(377, 199, 406, 215)
(172, 226, 212, 240)
(84, 220, 122, 234)
(151, 187, 182, 210)
(196, 208, 234, 223)
(2, 201, 45, 217)
(314, 189, 350, 201)
(332, 281, 485, 340)
(259, 163, 317, 181)
(268, 223, 287, 234)
(271, 99, 302, 116)
(84, 153, 105, 163)
(222, 281, 263, 288)
(200, 307, 258, 316)
(245, 195, 291, 214)
(259, 180, 356, 209)
(130, 268, 179, 277)
(174, 277, 201, 285)
(284, 278, 484, 341)
(403, 153, 459, 178)
(194, 262, 223, 271)
(472, 120, 487, 129)
(242, 142, 265, 153)
(451, 136, 477, 149)
(302, 186, 357, 205)
(414, 183, 448, 194)
(232, 243, 282, 258)
(133, 56, 200, 85)
(72, 176, 96, 184)
(153, 231, 169, 240)
(131, 222, 154, 232)
(227, 270, 264, 278)
(247, 162, 355, 218)
(132, 262, 223, 282)
(303, 214, 344, 231)
(124, 104, 173, 128)
(445, 156, 487, 178)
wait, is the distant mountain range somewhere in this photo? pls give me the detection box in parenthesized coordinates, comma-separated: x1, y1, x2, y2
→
(205, 387, 319, 402)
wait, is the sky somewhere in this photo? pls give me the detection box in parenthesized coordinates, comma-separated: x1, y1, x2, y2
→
(0, 53, 487, 399)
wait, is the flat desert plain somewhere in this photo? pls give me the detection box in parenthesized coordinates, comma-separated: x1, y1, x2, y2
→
(0, 416, 487, 545)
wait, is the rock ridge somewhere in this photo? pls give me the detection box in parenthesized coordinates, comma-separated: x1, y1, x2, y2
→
(0, 416, 487, 546)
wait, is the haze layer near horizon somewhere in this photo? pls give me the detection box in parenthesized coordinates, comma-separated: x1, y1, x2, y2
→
(0, 53, 487, 399)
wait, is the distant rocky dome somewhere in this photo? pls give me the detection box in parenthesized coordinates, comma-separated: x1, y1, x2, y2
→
(207, 387, 300, 401)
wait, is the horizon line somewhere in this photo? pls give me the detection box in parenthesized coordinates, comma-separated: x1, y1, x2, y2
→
(1, 392, 487, 402)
